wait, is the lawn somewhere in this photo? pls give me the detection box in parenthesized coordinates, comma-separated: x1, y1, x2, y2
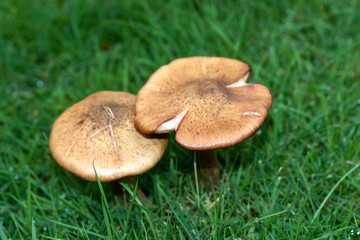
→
(1, 0, 360, 239)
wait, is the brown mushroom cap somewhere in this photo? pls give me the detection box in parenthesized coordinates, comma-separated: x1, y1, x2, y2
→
(49, 91, 169, 182)
(135, 57, 272, 150)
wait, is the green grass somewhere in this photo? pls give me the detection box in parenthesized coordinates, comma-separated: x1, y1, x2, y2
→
(1, 0, 360, 239)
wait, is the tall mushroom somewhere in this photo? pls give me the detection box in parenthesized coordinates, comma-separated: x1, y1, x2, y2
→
(49, 91, 168, 201)
(134, 57, 272, 186)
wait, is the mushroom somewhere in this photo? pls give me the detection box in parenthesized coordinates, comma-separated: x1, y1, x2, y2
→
(49, 91, 168, 202)
(134, 56, 272, 186)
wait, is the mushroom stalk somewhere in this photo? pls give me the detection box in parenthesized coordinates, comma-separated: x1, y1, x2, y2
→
(198, 150, 220, 187)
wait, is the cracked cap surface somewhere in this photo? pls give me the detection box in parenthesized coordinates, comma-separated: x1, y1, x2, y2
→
(49, 91, 169, 182)
(135, 56, 273, 150)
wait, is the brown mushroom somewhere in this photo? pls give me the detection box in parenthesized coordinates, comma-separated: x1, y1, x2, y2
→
(49, 91, 168, 201)
(134, 57, 272, 186)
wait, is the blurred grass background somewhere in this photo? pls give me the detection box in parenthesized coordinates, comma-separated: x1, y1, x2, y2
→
(0, 0, 360, 239)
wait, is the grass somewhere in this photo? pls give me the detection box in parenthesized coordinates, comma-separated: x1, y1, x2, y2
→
(0, 0, 360, 239)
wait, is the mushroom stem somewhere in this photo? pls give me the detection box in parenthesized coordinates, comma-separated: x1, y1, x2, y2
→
(197, 150, 220, 187)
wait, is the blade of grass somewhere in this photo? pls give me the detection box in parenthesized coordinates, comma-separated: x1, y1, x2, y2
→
(214, 193, 222, 238)
(100, 198, 112, 240)
(120, 182, 158, 240)
(261, 216, 272, 240)
(93, 163, 119, 240)
(31, 193, 46, 219)
(27, 174, 32, 234)
(39, 236, 64, 240)
(140, 221, 148, 240)
(242, 210, 288, 230)
(31, 217, 36, 240)
(192, 152, 201, 229)
(193, 152, 200, 207)
(167, 201, 195, 240)
(48, 220, 107, 239)
(298, 163, 315, 212)
(312, 226, 353, 240)
(10, 213, 25, 240)
(295, 216, 302, 240)
(227, 164, 252, 221)
(6, 154, 20, 199)
(81, 222, 91, 240)
(0, 222, 7, 240)
(312, 163, 360, 223)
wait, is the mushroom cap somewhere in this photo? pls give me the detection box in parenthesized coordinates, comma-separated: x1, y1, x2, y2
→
(49, 91, 169, 182)
(135, 56, 272, 150)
